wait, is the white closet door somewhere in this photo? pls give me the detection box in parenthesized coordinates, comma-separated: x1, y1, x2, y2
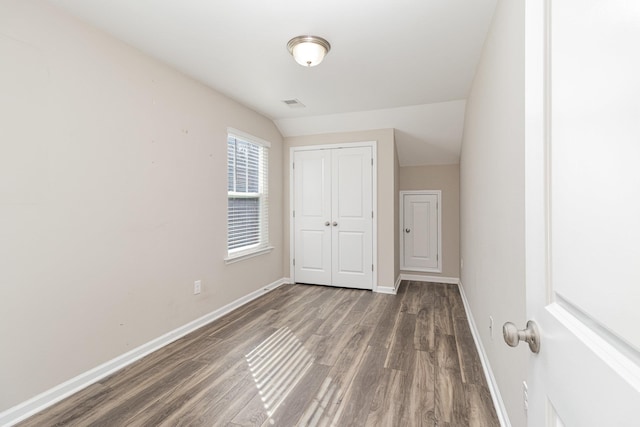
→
(293, 150, 332, 285)
(331, 147, 373, 289)
(293, 146, 373, 290)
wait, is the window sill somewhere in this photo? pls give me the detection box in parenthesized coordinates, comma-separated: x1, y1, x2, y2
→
(224, 246, 274, 264)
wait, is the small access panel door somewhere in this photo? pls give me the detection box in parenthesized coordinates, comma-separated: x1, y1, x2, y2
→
(401, 191, 441, 272)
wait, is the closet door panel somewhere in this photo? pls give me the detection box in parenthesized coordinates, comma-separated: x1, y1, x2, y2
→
(293, 150, 332, 285)
(331, 147, 373, 289)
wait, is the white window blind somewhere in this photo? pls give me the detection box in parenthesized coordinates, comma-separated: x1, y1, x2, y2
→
(227, 131, 269, 257)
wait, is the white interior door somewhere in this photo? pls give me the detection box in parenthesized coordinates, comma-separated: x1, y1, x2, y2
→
(524, 1, 640, 425)
(293, 149, 332, 286)
(401, 192, 440, 272)
(293, 146, 373, 290)
(331, 147, 373, 289)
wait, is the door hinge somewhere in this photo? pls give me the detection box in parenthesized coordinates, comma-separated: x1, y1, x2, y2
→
(293, 210, 295, 218)
(293, 258, 295, 266)
(372, 211, 374, 219)
(372, 264, 374, 271)
(371, 158, 373, 166)
(293, 162, 295, 169)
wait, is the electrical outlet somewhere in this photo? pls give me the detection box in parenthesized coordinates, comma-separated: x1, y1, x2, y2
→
(194, 280, 202, 295)
(489, 316, 494, 339)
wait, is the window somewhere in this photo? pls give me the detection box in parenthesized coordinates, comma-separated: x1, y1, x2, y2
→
(226, 129, 270, 261)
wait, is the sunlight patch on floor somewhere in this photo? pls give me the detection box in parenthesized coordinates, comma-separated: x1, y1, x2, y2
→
(245, 327, 315, 421)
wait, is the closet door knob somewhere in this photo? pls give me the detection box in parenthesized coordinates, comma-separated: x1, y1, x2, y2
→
(333, 221, 338, 226)
(405, 228, 411, 233)
(503, 320, 541, 354)
(325, 221, 331, 226)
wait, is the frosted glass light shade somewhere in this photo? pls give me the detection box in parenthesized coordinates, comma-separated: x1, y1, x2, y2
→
(287, 36, 331, 67)
(292, 42, 326, 67)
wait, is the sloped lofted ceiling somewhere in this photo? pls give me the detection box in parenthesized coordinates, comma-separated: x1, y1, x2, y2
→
(49, 0, 497, 166)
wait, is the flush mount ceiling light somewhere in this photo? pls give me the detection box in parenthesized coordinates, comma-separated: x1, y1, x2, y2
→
(287, 35, 331, 67)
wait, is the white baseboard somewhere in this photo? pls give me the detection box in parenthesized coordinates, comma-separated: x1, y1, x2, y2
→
(457, 281, 511, 427)
(0, 277, 290, 427)
(375, 274, 401, 295)
(400, 273, 460, 285)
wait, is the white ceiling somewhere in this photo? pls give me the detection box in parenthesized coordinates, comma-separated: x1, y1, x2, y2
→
(49, 0, 497, 166)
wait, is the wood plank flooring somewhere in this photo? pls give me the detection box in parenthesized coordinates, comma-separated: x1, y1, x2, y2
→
(18, 281, 499, 427)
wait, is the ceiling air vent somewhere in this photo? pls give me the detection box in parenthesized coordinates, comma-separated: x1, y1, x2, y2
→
(282, 99, 306, 108)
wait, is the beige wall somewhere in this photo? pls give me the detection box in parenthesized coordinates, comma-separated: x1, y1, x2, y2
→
(459, 0, 527, 425)
(0, 0, 283, 411)
(399, 164, 460, 279)
(283, 129, 397, 289)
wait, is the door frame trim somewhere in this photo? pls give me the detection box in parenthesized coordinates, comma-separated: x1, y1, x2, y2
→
(399, 190, 442, 273)
(289, 141, 378, 291)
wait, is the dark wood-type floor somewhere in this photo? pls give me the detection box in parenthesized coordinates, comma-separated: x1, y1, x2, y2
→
(18, 281, 499, 427)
